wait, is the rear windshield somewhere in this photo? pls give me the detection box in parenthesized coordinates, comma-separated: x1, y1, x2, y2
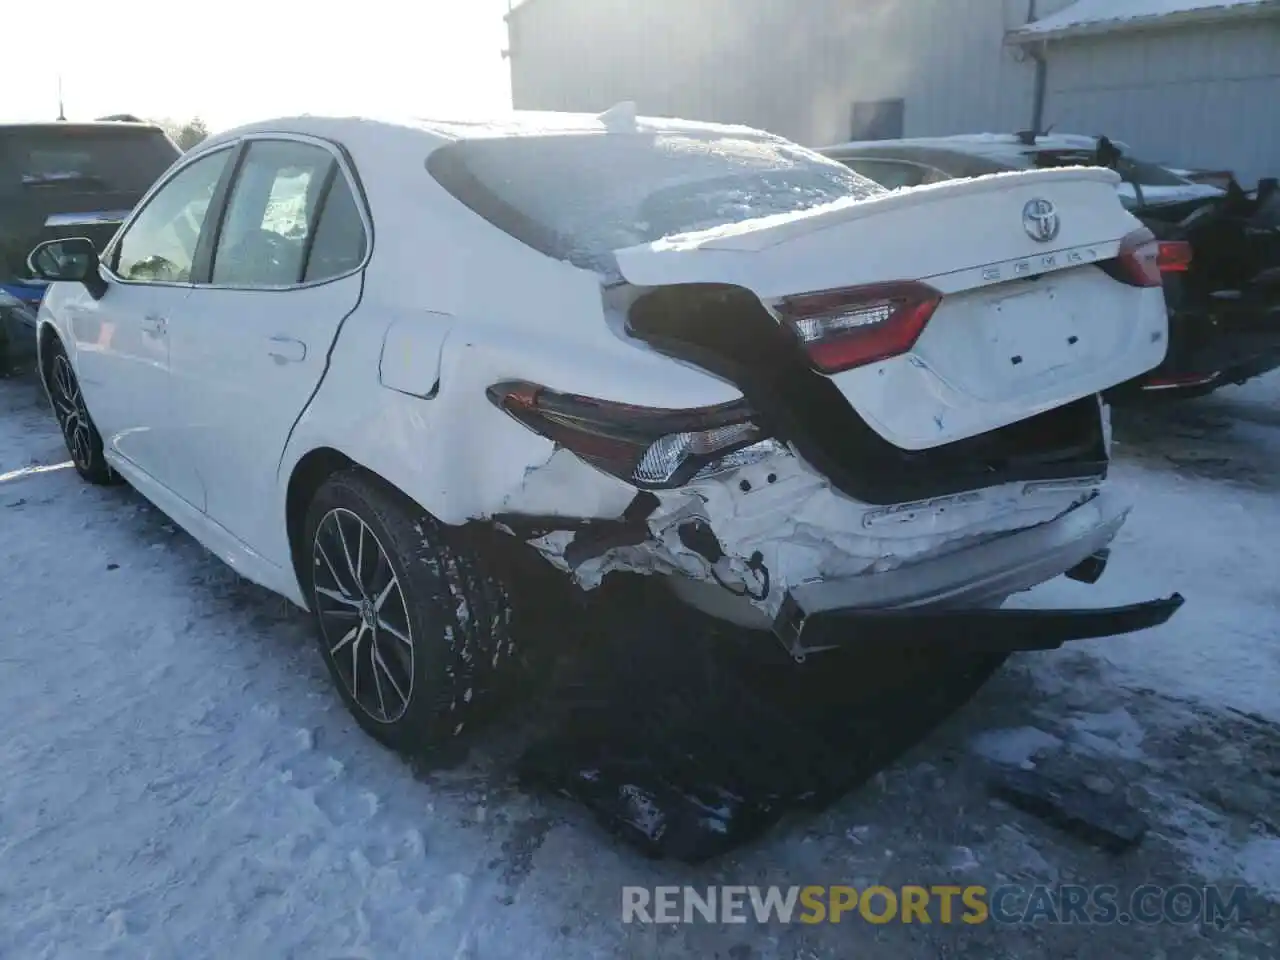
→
(0, 127, 180, 195)
(427, 131, 881, 274)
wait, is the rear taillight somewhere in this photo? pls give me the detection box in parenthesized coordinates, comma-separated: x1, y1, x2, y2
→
(1157, 240, 1193, 273)
(774, 281, 943, 374)
(487, 381, 774, 488)
(1113, 228, 1163, 287)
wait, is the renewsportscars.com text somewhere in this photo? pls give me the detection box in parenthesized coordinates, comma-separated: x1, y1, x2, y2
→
(622, 884, 1249, 926)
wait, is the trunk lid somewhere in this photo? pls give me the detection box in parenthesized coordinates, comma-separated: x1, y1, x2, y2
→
(614, 167, 1170, 451)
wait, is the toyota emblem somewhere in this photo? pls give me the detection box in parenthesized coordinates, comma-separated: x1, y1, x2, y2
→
(1023, 198, 1060, 243)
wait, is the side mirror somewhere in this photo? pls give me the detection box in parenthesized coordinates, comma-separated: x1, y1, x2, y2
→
(27, 237, 108, 300)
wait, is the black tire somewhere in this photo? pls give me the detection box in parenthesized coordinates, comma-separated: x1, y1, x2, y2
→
(43, 337, 118, 485)
(302, 468, 517, 756)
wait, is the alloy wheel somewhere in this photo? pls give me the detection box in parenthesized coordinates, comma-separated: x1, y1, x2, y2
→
(50, 354, 93, 470)
(311, 507, 415, 723)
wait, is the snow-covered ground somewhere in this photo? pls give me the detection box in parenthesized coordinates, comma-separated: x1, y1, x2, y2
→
(1, 368, 1278, 959)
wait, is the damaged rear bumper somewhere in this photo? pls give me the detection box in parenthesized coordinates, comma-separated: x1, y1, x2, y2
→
(784, 488, 1130, 616)
(773, 592, 1184, 662)
(768, 489, 1183, 659)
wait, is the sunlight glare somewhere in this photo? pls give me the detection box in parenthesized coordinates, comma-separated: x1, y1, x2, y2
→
(0, 462, 75, 485)
(0, 0, 513, 132)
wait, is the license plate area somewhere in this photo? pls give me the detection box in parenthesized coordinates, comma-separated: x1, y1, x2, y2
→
(982, 284, 1086, 380)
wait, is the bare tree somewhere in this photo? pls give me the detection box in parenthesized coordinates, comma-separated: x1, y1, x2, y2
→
(154, 116, 210, 151)
(176, 117, 210, 151)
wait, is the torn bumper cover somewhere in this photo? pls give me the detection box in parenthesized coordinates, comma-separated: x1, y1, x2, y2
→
(773, 593, 1184, 662)
(769, 487, 1185, 658)
(503, 438, 1185, 656)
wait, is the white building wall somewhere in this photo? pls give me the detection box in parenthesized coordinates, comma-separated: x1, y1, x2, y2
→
(1040, 20, 1280, 184)
(508, 0, 1044, 146)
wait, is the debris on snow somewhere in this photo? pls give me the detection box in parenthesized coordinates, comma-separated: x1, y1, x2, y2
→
(1064, 707, 1148, 761)
(988, 767, 1149, 854)
(946, 845, 982, 872)
(1235, 836, 1280, 901)
(970, 726, 1064, 769)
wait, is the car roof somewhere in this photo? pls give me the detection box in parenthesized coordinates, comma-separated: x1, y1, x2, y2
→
(820, 132, 1129, 162)
(199, 110, 785, 155)
(0, 121, 167, 134)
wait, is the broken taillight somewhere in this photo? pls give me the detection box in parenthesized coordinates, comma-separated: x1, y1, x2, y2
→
(1112, 228, 1164, 287)
(1157, 240, 1193, 273)
(774, 281, 943, 374)
(487, 381, 774, 489)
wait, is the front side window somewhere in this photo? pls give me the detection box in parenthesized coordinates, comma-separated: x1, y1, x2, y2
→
(111, 148, 230, 283)
(212, 140, 335, 286)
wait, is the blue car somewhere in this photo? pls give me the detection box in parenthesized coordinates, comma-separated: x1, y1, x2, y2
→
(0, 280, 43, 369)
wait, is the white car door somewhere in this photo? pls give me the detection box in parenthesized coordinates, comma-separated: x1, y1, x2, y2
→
(69, 146, 233, 500)
(167, 136, 368, 556)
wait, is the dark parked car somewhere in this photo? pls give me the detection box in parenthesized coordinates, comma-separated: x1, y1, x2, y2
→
(1, 120, 181, 373)
(821, 133, 1280, 401)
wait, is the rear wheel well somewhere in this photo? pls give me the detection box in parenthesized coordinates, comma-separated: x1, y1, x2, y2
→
(286, 447, 357, 594)
(285, 450, 578, 628)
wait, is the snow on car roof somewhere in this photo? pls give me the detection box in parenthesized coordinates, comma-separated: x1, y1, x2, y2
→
(1009, 0, 1278, 41)
(201, 110, 784, 154)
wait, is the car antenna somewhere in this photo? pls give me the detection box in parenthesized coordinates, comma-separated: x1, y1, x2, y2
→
(56, 74, 66, 121)
(1015, 123, 1055, 146)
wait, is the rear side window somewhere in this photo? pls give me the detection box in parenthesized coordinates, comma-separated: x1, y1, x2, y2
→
(212, 140, 335, 286)
(0, 126, 180, 194)
(304, 177, 367, 282)
(428, 131, 881, 275)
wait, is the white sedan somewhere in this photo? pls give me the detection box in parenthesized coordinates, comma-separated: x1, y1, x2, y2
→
(28, 109, 1183, 753)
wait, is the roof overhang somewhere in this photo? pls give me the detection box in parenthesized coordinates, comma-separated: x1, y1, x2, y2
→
(1007, 0, 1280, 43)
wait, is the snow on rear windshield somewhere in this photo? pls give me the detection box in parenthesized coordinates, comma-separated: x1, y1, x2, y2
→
(427, 131, 882, 274)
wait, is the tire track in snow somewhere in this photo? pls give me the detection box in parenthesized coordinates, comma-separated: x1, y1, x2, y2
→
(0, 376, 554, 957)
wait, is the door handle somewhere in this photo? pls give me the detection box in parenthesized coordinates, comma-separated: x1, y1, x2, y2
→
(142, 313, 168, 335)
(267, 335, 307, 365)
